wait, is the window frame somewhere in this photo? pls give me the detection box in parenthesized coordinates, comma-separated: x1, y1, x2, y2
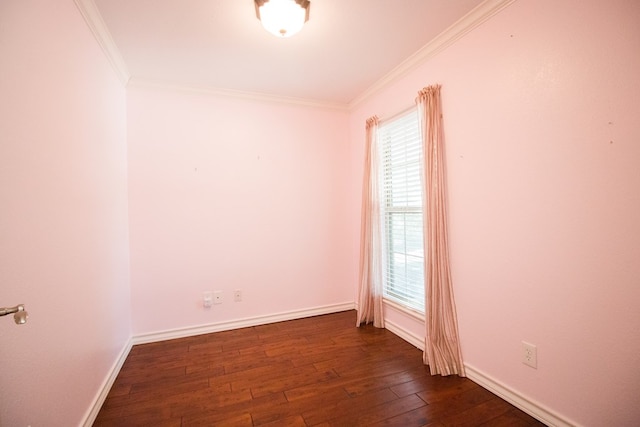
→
(377, 108, 425, 314)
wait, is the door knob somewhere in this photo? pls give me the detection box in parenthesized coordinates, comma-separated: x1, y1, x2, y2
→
(0, 304, 28, 325)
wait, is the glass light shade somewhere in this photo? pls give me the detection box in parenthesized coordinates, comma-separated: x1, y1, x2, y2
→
(256, 0, 309, 38)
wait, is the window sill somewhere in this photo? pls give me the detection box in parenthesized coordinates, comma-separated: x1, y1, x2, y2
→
(383, 298, 425, 323)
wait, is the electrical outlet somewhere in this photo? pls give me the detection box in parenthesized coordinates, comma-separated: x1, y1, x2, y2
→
(203, 292, 213, 308)
(522, 341, 537, 369)
(213, 291, 223, 304)
(234, 289, 242, 302)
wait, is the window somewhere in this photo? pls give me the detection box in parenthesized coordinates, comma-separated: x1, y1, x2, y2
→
(378, 109, 425, 313)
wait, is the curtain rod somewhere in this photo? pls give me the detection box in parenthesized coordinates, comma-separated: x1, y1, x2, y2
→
(378, 104, 416, 125)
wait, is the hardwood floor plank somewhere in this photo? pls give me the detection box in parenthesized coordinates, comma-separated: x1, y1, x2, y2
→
(245, 367, 338, 398)
(300, 388, 399, 426)
(228, 362, 306, 393)
(114, 365, 187, 384)
(389, 374, 474, 398)
(94, 310, 547, 426)
(262, 337, 310, 357)
(181, 392, 287, 425)
(369, 406, 435, 427)
(251, 387, 350, 426)
(437, 396, 516, 426)
(128, 373, 210, 397)
(223, 351, 277, 374)
(355, 394, 428, 426)
(342, 366, 429, 397)
(94, 414, 182, 427)
(483, 409, 547, 426)
(259, 414, 307, 427)
(184, 411, 253, 426)
(296, 345, 368, 369)
(417, 378, 493, 405)
(170, 387, 254, 419)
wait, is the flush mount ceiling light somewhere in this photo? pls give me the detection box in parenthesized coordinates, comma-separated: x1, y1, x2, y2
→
(255, 0, 310, 38)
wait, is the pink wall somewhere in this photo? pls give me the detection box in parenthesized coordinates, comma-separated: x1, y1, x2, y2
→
(0, 1, 131, 425)
(127, 86, 352, 335)
(348, 0, 640, 425)
(3, 0, 639, 425)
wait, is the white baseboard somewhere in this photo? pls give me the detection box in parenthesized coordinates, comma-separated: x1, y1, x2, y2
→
(88, 305, 577, 427)
(382, 320, 576, 427)
(132, 302, 355, 345)
(464, 364, 577, 427)
(82, 338, 133, 427)
(384, 318, 425, 350)
(82, 302, 354, 425)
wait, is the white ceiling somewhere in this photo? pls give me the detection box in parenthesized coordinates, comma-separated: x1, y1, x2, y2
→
(92, 0, 486, 105)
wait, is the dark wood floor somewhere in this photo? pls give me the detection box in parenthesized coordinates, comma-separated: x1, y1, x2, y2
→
(94, 310, 546, 426)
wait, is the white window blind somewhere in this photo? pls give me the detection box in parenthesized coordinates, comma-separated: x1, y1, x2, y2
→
(378, 109, 425, 313)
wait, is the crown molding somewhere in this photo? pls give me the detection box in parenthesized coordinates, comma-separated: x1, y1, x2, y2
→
(74, 0, 130, 86)
(348, 0, 517, 109)
(72, 0, 514, 110)
(128, 77, 350, 111)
